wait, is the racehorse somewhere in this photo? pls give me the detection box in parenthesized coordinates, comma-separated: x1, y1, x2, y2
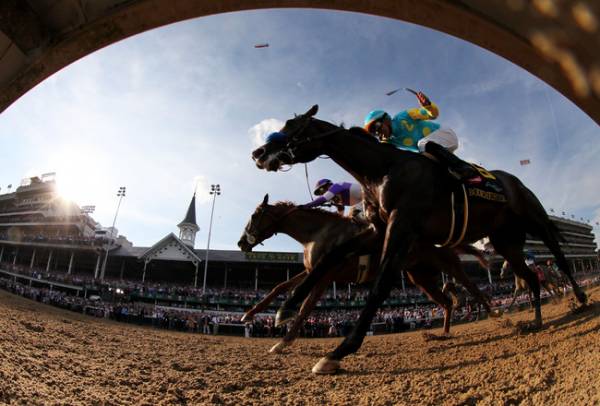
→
(500, 260, 564, 311)
(251, 105, 587, 374)
(237, 196, 498, 353)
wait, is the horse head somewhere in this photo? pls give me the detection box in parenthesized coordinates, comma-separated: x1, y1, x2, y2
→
(238, 194, 282, 251)
(252, 105, 340, 171)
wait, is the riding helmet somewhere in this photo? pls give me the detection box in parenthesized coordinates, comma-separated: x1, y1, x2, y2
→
(265, 132, 287, 143)
(314, 179, 332, 196)
(364, 110, 390, 132)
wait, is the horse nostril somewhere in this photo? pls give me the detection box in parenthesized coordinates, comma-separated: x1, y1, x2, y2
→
(252, 148, 265, 160)
(268, 159, 280, 171)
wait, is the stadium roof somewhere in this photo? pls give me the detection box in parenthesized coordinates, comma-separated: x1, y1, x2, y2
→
(1, 1, 599, 124)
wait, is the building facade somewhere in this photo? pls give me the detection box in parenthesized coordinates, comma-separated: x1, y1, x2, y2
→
(1, 174, 598, 290)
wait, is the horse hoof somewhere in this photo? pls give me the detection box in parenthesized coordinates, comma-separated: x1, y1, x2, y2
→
(269, 341, 289, 354)
(516, 320, 541, 333)
(312, 357, 340, 375)
(576, 291, 588, 305)
(240, 313, 253, 323)
(275, 309, 296, 327)
(489, 309, 503, 318)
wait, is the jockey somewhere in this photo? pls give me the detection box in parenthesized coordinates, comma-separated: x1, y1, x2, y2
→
(363, 89, 480, 182)
(302, 179, 363, 216)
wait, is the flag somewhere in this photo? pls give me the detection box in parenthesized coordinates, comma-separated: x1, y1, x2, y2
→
(254, 43, 269, 48)
(519, 159, 531, 165)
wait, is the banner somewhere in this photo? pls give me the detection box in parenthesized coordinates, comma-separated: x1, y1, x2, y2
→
(244, 252, 300, 262)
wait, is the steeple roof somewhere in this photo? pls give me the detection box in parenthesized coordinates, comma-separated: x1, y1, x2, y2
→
(178, 193, 198, 228)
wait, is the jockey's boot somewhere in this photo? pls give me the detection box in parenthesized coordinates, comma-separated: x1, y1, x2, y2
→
(424, 142, 481, 183)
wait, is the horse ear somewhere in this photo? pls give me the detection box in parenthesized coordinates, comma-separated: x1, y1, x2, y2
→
(305, 105, 318, 117)
(262, 194, 269, 205)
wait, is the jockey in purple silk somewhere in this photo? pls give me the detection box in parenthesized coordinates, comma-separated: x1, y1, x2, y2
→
(302, 179, 363, 215)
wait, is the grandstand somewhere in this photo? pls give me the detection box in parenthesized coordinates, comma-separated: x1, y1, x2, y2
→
(0, 173, 598, 300)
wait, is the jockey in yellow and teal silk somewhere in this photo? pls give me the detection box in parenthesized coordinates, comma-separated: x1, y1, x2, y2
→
(364, 89, 480, 182)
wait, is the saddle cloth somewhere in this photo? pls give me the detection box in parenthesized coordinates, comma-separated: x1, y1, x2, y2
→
(466, 164, 506, 203)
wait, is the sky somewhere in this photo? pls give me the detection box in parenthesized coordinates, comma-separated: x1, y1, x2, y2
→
(0, 9, 599, 251)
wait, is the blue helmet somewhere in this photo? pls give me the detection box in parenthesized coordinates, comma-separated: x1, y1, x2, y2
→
(314, 178, 332, 195)
(265, 131, 287, 143)
(364, 110, 390, 132)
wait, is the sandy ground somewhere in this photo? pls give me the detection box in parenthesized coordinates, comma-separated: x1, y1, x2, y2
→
(0, 288, 599, 406)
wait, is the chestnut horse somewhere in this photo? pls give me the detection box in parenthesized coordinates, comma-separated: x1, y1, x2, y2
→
(238, 195, 498, 353)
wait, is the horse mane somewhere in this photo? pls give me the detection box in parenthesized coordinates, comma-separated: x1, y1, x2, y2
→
(273, 201, 345, 219)
(348, 127, 380, 144)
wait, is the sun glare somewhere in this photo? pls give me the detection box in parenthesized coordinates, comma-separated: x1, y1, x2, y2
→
(50, 151, 112, 209)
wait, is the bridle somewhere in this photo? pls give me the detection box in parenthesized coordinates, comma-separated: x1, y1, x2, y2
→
(244, 206, 299, 246)
(279, 116, 345, 161)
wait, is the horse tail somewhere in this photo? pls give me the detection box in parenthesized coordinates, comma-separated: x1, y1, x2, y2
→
(454, 244, 489, 270)
(510, 177, 587, 304)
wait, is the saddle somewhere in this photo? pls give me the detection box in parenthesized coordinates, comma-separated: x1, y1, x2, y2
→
(422, 152, 506, 203)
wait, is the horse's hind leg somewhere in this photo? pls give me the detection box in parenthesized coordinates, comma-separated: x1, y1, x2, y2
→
(505, 286, 520, 312)
(413, 271, 454, 336)
(491, 234, 542, 330)
(242, 271, 306, 322)
(442, 253, 499, 317)
(442, 281, 461, 310)
(521, 196, 587, 305)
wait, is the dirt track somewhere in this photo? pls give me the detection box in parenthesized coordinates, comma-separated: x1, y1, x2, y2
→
(0, 288, 599, 406)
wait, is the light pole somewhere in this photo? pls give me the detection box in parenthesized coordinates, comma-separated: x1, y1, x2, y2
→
(99, 186, 126, 281)
(201, 184, 221, 294)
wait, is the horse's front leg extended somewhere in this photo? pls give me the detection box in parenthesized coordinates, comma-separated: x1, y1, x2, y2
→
(242, 271, 307, 322)
(276, 227, 378, 327)
(312, 212, 413, 374)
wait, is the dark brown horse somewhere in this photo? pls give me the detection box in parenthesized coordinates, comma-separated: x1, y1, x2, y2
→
(500, 260, 565, 311)
(237, 195, 498, 353)
(251, 105, 586, 374)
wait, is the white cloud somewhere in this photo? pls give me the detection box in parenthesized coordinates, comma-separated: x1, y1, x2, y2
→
(248, 118, 285, 148)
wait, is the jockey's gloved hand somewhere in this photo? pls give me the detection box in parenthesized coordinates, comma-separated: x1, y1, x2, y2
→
(416, 91, 431, 106)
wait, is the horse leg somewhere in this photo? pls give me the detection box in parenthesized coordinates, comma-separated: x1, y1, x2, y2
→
(242, 271, 307, 322)
(312, 212, 412, 374)
(527, 288, 534, 309)
(412, 271, 454, 336)
(442, 281, 461, 310)
(276, 227, 378, 327)
(270, 275, 329, 354)
(506, 284, 520, 312)
(442, 253, 500, 317)
(523, 203, 587, 305)
(490, 232, 542, 330)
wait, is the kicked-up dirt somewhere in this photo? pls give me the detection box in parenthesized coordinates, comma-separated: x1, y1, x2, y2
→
(0, 287, 598, 405)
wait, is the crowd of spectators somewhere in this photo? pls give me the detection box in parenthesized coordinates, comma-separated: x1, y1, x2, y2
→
(0, 231, 107, 247)
(2, 261, 599, 338)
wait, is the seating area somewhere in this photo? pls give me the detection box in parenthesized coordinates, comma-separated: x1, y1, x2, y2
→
(2, 260, 598, 338)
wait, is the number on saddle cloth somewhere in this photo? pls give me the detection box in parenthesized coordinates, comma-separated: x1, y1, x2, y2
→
(466, 164, 506, 203)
